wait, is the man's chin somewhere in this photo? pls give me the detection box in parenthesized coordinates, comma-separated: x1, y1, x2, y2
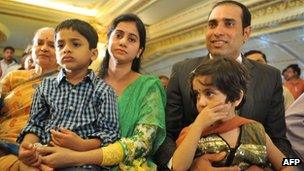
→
(210, 52, 227, 58)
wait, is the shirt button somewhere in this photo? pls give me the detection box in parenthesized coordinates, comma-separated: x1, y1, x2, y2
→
(69, 106, 74, 111)
(71, 89, 77, 93)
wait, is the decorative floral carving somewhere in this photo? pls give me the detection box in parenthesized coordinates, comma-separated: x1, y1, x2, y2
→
(0, 31, 7, 42)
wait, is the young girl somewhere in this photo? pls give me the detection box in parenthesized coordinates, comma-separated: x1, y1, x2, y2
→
(172, 57, 292, 171)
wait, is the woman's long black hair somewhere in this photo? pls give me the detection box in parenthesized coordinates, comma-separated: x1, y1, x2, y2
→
(99, 13, 146, 78)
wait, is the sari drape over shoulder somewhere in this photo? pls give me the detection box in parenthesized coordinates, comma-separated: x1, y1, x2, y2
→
(116, 75, 166, 170)
(0, 70, 40, 143)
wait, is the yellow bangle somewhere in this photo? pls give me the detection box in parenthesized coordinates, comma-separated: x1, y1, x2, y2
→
(101, 142, 124, 166)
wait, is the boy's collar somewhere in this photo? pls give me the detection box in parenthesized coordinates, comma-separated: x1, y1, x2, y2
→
(56, 68, 96, 85)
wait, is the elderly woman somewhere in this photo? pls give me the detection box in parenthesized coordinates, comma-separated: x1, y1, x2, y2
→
(0, 27, 58, 170)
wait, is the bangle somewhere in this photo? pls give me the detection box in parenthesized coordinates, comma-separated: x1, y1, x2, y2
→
(101, 142, 124, 166)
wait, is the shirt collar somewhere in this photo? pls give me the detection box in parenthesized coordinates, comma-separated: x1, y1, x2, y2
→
(209, 53, 242, 64)
(56, 68, 96, 86)
(1, 59, 17, 66)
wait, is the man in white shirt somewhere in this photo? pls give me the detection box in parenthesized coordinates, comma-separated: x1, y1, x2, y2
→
(0, 46, 20, 80)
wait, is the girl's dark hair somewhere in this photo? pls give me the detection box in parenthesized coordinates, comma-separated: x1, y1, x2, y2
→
(190, 57, 250, 108)
(100, 13, 146, 78)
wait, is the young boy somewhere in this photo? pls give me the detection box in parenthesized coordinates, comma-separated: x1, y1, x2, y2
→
(172, 58, 292, 171)
(17, 19, 120, 169)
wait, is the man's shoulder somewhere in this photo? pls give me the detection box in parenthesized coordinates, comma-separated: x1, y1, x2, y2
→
(247, 59, 280, 75)
(10, 60, 19, 66)
(172, 56, 208, 72)
(174, 56, 207, 66)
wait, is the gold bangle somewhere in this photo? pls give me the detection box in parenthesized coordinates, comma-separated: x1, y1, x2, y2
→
(101, 142, 124, 166)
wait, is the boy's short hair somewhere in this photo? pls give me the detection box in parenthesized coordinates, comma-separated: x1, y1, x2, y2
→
(3, 46, 15, 52)
(55, 19, 98, 49)
(190, 57, 249, 105)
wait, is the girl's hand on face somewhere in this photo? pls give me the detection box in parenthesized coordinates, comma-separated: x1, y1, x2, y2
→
(196, 102, 231, 127)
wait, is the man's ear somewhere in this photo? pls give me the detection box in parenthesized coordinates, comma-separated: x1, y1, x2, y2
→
(90, 48, 98, 61)
(235, 90, 244, 107)
(243, 26, 251, 43)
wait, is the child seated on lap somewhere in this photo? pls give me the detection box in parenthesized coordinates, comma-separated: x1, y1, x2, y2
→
(172, 57, 293, 171)
(17, 19, 120, 170)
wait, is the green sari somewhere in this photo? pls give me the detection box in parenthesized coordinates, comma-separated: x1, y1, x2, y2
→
(116, 75, 166, 170)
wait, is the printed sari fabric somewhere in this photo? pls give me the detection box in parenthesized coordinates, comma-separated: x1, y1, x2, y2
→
(0, 70, 45, 169)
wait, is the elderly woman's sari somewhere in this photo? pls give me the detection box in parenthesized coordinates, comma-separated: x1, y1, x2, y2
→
(0, 69, 57, 170)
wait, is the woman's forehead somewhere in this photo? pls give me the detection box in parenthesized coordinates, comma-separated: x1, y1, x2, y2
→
(115, 22, 139, 37)
(34, 29, 54, 41)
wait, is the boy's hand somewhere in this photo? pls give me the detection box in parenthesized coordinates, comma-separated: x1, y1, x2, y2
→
(196, 102, 231, 128)
(50, 128, 84, 151)
(19, 143, 41, 167)
(37, 146, 78, 168)
(40, 164, 54, 171)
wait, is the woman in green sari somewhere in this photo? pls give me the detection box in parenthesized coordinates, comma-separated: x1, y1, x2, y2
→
(37, 14, 166, 170)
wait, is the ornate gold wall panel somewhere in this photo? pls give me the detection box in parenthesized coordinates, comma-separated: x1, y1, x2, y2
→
(95, 0, 157, 26)
(1, 0, 303, 63)
(0, 22, 9, 42)
(0, 1, 92, 24)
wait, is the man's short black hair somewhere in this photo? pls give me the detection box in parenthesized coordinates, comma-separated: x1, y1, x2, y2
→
(3, 46, 15, 53)
(209, 0, 251, 29)
(190, 57, 249, 107)
(55, 19, 98, 49)
(244, 50, 267, 62)
(287, 64, 301, 76)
